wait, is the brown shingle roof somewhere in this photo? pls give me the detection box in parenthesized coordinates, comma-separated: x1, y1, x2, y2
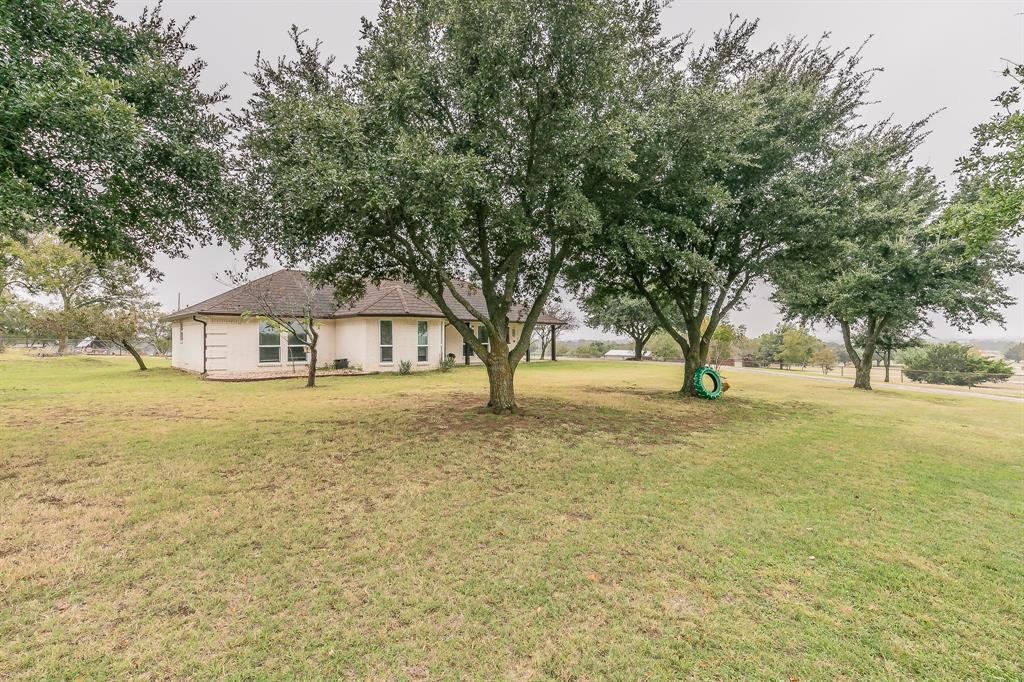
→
(164, 270, 568, 325)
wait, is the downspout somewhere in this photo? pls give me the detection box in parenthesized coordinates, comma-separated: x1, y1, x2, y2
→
(192, 315, 208, 375)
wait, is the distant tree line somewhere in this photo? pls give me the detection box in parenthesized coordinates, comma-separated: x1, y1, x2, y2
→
(0, 235, 168, 368)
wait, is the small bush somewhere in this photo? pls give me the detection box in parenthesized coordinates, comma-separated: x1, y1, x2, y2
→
(439, 353, 456, 372)
(398, 360, 412, 375)
(903, 343, 1013, 386)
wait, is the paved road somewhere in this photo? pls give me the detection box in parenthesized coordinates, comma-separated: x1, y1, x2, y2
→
(727, 366, 1024, 404)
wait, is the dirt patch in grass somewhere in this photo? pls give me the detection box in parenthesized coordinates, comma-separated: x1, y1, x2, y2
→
(308, 388, 821, 459)
(391, 391, 723, 448)
(0, 404, 223, 432)
(34, 494, 69, 507)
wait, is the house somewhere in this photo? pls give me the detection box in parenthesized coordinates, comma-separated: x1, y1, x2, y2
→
(164, 270, 567, 375)
(603, 349, 651, 360)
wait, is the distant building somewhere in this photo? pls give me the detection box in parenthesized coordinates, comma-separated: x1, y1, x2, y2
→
(603, 349, 651, 360)
(75, 337, 116, 355)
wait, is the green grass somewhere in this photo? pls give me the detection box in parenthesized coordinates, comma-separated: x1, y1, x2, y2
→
(1, 352, 1022, 680)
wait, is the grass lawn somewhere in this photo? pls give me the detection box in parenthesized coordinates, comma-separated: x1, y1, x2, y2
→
(1, 353, 1022, 679)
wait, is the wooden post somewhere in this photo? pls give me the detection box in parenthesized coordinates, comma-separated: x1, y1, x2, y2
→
(551, 325, 557, 361)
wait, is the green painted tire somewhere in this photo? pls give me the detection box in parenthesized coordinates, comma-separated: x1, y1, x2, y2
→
(694, 366, 723, 400)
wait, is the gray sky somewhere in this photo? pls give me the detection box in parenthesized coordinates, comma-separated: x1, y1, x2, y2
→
(119, 0, 1024, 341)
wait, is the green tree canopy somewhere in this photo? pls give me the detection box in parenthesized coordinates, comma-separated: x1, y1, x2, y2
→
(778, 327, 822, 368)
(11, 233, 145, 353)
(708, 321, 745, 369)
(810, 346, 837, 374)
(226, 0, 674, 412)
(0, 0, 228, 270)
(825, 341, 850, 365)
(573, 20, 876, 395)
(647, 330, 682, 360)
(753, 325, 791, 369)
(82, 296, 165, 370)
(903, 343, 1013, 387)
(944, 63, 1024, 246)
(582, 295, 663, 360)
(773, 120, 1021, 390)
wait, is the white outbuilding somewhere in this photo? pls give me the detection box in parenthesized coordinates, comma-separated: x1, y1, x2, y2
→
(603, 348, 651, 360)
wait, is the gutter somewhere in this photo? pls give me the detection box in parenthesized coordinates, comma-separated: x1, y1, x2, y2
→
(192, 315, 208, 375)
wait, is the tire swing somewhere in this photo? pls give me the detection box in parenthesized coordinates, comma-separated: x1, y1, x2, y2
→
(693, 366, 724, 400)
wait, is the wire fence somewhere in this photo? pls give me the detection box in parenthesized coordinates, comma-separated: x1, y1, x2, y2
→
(742, 362, 1024, 393)
(0, 336, 168, 356)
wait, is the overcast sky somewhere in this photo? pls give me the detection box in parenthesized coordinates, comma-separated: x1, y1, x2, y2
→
(118, 0, 1024, 341)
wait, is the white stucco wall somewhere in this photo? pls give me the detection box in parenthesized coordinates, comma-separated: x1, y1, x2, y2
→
(443, 322, 526, 365)
(335, 318, 367, 369)
(171, 315, 531, 375)
(171, 315, 338, 374)
(171, 318, 206, 372)
(356, 317, 445, 372)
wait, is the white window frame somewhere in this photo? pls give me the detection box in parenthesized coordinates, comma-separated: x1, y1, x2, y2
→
(258, 320, 281, 364)
(417, 321, 429, 363)
(379, 320, 393, 364)
(286, 321, 309, 364)
(477, 324, 489, 354)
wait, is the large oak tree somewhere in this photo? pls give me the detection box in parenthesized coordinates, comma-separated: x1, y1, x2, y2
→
(0, 0, 227, 271)
(226, 0, 675, 412)
(12, 233, 143, 354)
(582, 294, 663, 360)
(574, 21, 875, 395)
(772, 124, 1021, 390)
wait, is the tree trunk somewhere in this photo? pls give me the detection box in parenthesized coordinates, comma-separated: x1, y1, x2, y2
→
(883, 349, 891, 383)
(58, 332, 68, 355)
(853, 337, 876, 390)
(680, 344, 701, 397)
(854, 361, 872, 390)
(485, 355, 517, 413)
(633, 335, 644, 360)
(306, 343, 317, 388)
(122, 340, 147, 370)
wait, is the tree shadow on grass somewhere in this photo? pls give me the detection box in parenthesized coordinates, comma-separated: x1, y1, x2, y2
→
(386, 388, 824, 451)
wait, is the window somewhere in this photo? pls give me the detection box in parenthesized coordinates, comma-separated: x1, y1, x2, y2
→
(417, 321, 429, 362)
(379, 320, 393, 363)
(287, 322, 308, 363)
(178, 321, 183, 342)
(258, 321, 280, 363)
(477, 324, 489, 354)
